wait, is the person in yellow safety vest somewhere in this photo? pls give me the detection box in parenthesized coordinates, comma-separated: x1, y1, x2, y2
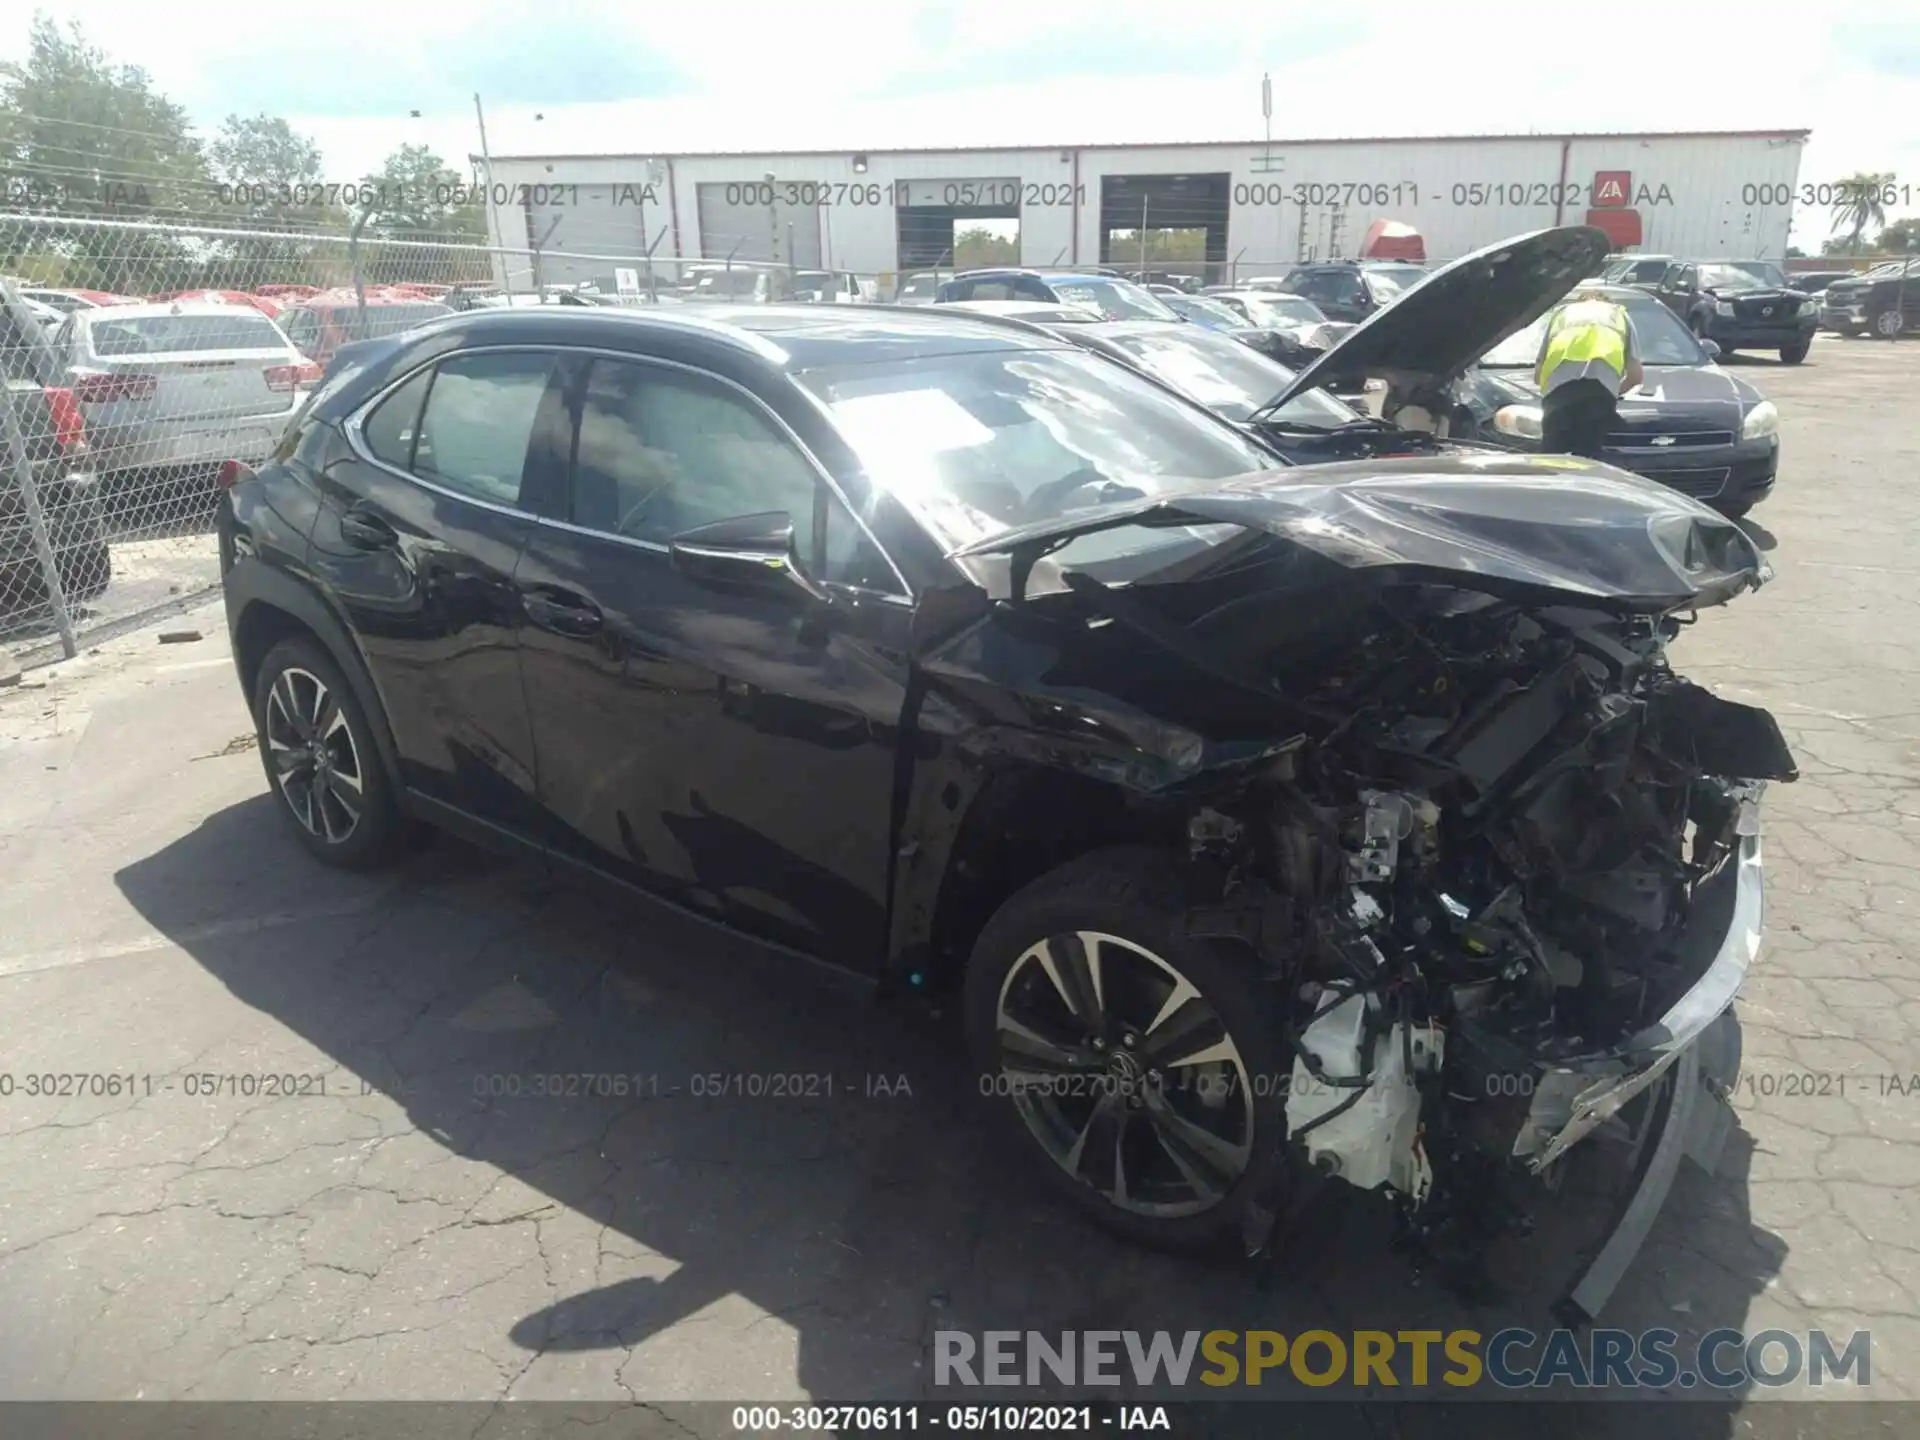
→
(1535, 296, 1644, 459)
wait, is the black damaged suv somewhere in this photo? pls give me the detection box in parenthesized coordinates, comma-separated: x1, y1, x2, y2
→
(217, 256, 1792, 1319)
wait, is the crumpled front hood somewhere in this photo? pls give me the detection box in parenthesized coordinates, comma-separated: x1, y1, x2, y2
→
(1263, 226, 1613, 412)
(953, 452, 1769, 611)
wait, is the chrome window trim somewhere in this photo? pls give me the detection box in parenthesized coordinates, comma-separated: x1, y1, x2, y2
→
(343, 341, 913, 601)
(342, 348, 548, 522)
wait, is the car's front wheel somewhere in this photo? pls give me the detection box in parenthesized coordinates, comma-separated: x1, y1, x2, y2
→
(1874, 308, 1906, 339)
(252, 637, 405, 869)
(1780, 341, 1809, 364)
(964, 847, 1291, 1251)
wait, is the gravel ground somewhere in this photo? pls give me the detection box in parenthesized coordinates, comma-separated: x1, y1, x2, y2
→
(0, 337, 1915, 1433)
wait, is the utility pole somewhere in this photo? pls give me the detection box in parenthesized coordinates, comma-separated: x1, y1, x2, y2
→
(473, 93, 505, 291)
(1139, 195, 1149, 276)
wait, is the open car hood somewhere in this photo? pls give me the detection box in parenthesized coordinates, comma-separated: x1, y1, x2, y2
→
(1261, 226, 1614, 413)
(951, 452, 1769, 611)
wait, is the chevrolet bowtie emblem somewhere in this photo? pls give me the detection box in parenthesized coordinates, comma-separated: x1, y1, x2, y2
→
(1651, 435, 1677, 446)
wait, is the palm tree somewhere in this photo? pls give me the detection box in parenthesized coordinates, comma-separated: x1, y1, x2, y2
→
(1830, 171, 1897, 250)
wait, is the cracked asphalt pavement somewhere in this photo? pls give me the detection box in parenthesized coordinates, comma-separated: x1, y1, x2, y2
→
(0, 338, 1916, 1426)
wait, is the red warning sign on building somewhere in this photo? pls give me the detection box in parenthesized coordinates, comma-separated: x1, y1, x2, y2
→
(1592, 171, 1632, 209)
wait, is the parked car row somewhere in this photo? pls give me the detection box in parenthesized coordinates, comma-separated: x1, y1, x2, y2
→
(0, 281, 113, 614)
(1586, 250, 1917, 351)
(212, 222, 1789, 1325)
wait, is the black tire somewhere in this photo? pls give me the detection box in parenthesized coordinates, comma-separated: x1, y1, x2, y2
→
(252, 636, 406, 869)
(963, 846, 1292, 1252)
(1872, 308, 1905, 340)
(1779, 341, 1809, 364)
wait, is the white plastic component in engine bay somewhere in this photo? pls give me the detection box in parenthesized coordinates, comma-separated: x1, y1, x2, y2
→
(1287, 992, 1444, 1199)
(1352, 790, 1417, 882)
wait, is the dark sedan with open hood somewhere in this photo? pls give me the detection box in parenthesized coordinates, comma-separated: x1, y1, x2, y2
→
(1461, 284, 1780, 518)
(220, 298, 1788, 1324)
(1147, 229, 1781, 519)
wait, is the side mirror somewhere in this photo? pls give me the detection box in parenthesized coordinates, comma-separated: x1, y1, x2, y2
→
(1700, 339, 1722, 359)
(668, 511, 830, 604)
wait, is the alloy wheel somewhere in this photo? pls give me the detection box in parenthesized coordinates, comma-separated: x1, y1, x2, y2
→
(1876, 309, 1905, 338)
(264, 666, 364, 844)
(994, 931, 1255, 1218)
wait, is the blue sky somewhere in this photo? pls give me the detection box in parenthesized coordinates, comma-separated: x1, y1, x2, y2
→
(8, 1, 1918, 231)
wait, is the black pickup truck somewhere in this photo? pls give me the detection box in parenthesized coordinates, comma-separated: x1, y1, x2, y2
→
(1820, 257, 1920, 340)
(0, 281, 111, 618)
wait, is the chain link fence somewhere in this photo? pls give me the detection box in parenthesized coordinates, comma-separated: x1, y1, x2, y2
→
(0, 208, 1352, 668)
(0, 212, 789, 667)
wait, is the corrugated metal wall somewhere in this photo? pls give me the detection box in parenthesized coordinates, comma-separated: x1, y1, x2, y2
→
(694, 183, 823, 269)
(485, 133, 1808, 281)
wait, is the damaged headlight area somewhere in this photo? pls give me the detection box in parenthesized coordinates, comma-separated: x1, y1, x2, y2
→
(1175, 581, 1796, 1306)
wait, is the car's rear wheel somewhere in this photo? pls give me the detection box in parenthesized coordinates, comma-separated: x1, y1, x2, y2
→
(1873, 308, 1906, 339)
(964, 847, 1290, 1251)
(1779, 341, 1809, 364)
(252, 637, 405, 869)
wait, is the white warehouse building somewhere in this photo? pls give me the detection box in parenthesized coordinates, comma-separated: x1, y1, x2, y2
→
(472, 128, 1808, 293)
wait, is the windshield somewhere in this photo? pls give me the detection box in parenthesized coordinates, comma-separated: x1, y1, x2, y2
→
(1165, 295, 1249, 328)
(1728, 261, 1787, 287)
(897, 274, 944, 300)
(86, 311, 285, 355)
(1698, 263, 1763, 291)
(1365, 265, 1426, 298)
(1049, 279, 1181, 321)
(1238, 293, 1326, 327)
(24, 290, 90, 314)
(1480, 293, 1708, 370)
(694, 270, 766, 298)
(796, 346, 1279, 565)
(1097, 325, 1361, 428)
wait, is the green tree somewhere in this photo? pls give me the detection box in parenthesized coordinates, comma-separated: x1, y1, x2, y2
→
(204, 113, 342, 287)
(1822, 233, 1874, 257)
(209, 114, 323, 200)
(953, 224, 1017, 269)
(1877, 217, 1920, 254)
(355, 144, 490, 285)
(0, 14, 212, 290)
(1830, 170, 1896, 251)
(1107, 227, 1207, 266)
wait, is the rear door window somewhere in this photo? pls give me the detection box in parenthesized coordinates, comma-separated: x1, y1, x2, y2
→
(412, 352, 555, 508)
(361, 368, 434, 471)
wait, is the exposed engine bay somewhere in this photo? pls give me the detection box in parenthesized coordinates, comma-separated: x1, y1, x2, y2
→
(938, 458, 1795, 1314)
(1157, 575, 1794, 1276)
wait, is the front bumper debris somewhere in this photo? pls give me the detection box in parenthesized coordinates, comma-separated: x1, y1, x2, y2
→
(1516, 813, 1762, 1172)
(1521, 796, 1763, 1323)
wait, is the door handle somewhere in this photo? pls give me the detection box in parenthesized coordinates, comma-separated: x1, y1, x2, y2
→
(339, 506, 398, 550)
(522, 587, 604, 637)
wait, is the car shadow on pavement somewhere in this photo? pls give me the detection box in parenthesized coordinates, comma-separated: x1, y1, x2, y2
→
(115, 796, 1789, 1425)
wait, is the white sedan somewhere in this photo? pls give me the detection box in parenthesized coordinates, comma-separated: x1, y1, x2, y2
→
(47, 301, 317, 486)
